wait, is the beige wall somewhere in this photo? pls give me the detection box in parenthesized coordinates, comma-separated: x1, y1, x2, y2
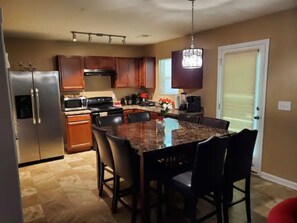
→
(147, 8, 297, 183)
(4, 38, 147, 100)
(4, 8, 297, 184)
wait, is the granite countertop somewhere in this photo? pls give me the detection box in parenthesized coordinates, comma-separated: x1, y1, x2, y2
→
(103, 118, 229, 154)
(63, 110, 91, 116)
(121, 105, 203, 117)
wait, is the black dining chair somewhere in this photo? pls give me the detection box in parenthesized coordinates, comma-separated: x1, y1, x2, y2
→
(105, 132, 141, 222)
(223, 128, 258, 223)
(165, 136, 229, 223)
(127, 111, 150, 123)
(92, 125, 116, 206)
(178, 113, 200, 124)
(199, 116, 230, 130)
(106, 132, 164, 223)
(95, 114, 123, 127)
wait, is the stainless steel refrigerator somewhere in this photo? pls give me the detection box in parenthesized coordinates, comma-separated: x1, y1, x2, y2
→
(9, 71, 64, 164)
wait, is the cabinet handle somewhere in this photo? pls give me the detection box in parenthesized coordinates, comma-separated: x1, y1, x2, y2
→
(68, 120, 90, 125)
(31, 89, 36, 124)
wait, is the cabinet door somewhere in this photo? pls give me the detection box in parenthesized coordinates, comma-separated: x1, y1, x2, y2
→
(150, 112, 159, 120)
(100, 57, 115, 70)
(171, 50, 203, 89)
(84, 56, 115, 70)
(58, 56, 84, 91)
(66, 114, 92, 153)
(139, 57, 155, 88)
(113, 58, 139, 88)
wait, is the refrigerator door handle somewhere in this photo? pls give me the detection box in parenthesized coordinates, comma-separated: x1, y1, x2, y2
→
(30, 88, 36, 124)
(35, 88, 41, 123)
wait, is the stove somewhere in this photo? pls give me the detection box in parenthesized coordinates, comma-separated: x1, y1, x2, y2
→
(87, 97, 123, 123)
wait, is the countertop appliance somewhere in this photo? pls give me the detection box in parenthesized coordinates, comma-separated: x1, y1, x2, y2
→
(87, 97, 124, 123)
(186, 96, 201, 112)
(179, 92, 188, 111)
(9, 71, 64, 164)
(61, 95, 87, 111)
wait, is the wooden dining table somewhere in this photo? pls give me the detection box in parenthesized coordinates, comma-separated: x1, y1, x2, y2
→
(103, 117, 231, 223)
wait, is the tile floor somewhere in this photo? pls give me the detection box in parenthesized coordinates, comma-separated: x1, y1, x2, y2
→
(19, 150, 297, 223)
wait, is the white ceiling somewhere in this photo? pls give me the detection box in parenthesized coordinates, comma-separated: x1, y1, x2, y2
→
(1, 0, 296, 45)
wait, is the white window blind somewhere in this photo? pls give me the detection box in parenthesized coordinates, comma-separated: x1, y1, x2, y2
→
(222, 50, 258, 132)
(159, 59, 178, 95)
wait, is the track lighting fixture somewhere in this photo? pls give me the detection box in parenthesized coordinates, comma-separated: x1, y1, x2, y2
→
(70, 31, 127, 45)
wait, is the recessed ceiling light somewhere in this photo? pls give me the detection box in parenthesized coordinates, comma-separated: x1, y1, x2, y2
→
(137, 34, 150, 38)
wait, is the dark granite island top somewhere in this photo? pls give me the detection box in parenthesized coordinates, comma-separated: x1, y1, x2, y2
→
(103, 117, 230, 154)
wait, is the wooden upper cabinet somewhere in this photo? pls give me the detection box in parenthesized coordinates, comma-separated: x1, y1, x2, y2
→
(139, 57, 155, 88)
(171, 50, 203, 89)
(58, 55, 84, 91)
(84, 56, 115, 70)
(112, 57, 139, 88)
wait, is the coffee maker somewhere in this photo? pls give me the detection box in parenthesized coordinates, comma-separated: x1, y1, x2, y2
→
(186, 96, 201, 112)
(179, 92, 188, 111)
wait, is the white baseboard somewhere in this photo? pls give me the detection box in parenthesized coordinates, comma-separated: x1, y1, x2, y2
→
(260, 172, 297, 191)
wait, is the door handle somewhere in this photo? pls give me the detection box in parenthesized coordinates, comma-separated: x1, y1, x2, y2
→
(253, 116, 260, 120)
(30, 89, 36, 124)
(35, 88, 41, 123)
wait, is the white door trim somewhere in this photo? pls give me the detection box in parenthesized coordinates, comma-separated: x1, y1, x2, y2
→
(216, 39, 270, 174)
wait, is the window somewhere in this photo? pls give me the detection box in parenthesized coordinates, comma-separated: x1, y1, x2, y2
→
(158, 59, 178, 95)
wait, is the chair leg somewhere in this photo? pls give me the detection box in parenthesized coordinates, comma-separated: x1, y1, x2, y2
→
(112, 175, 120, 213)
(98, 162, 104, 197)
(188, 197, 198, 223)
(223, 195, 229, 223)
(245, 177, 251, 222)
(157, 182, 163, 223)
(131, 188, 138, 223)
(214, 192, 222, 223)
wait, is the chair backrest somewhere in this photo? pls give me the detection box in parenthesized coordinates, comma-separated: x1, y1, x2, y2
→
(224, 128, 258, 183)
(92, 125, 114, 169)
(199, 116, 230, 130)
(127, 112, 150, 123)
(178, 113, 200, 124)
(191, 136, 228, 196)
(106, 132, 139, 186)
(95, 114, 123, 127)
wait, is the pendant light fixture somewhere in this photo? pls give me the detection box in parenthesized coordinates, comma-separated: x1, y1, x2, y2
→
(182, 0, 203, 69)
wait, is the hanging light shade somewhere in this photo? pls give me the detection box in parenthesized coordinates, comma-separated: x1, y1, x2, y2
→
(182, 0, 203, 69)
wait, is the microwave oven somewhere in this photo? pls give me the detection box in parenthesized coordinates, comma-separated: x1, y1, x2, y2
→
(62, 96, 88, 111)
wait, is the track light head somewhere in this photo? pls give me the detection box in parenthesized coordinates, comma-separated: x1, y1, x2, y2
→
(72, 32, 77, 42)
(122, 37, 126, 45)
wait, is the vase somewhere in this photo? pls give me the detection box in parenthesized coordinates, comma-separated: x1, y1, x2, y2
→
(156, 119, 165, 132)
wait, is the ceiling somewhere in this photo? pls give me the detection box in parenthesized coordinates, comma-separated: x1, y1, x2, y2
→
(1, 0, 296, 45)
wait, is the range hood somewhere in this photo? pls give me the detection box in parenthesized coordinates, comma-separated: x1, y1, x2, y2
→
(84, 69, 116, 76)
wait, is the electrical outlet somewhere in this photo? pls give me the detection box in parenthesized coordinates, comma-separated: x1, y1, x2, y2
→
(278, 101, 291, 111)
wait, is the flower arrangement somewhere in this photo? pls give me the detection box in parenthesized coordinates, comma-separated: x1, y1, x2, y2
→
(158, 98, 174, 120)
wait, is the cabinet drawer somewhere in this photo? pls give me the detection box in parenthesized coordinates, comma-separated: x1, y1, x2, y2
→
(67, 114, 90, 122)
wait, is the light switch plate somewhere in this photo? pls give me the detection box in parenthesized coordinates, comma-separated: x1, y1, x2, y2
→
(278, 101, 291, 111)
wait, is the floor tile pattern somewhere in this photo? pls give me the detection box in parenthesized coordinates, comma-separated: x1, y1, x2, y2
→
(19, 151, 297, 223)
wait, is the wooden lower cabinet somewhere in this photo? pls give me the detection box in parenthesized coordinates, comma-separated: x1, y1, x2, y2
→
(65, 114, 92, 153)
(150, 112, 159, 120)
